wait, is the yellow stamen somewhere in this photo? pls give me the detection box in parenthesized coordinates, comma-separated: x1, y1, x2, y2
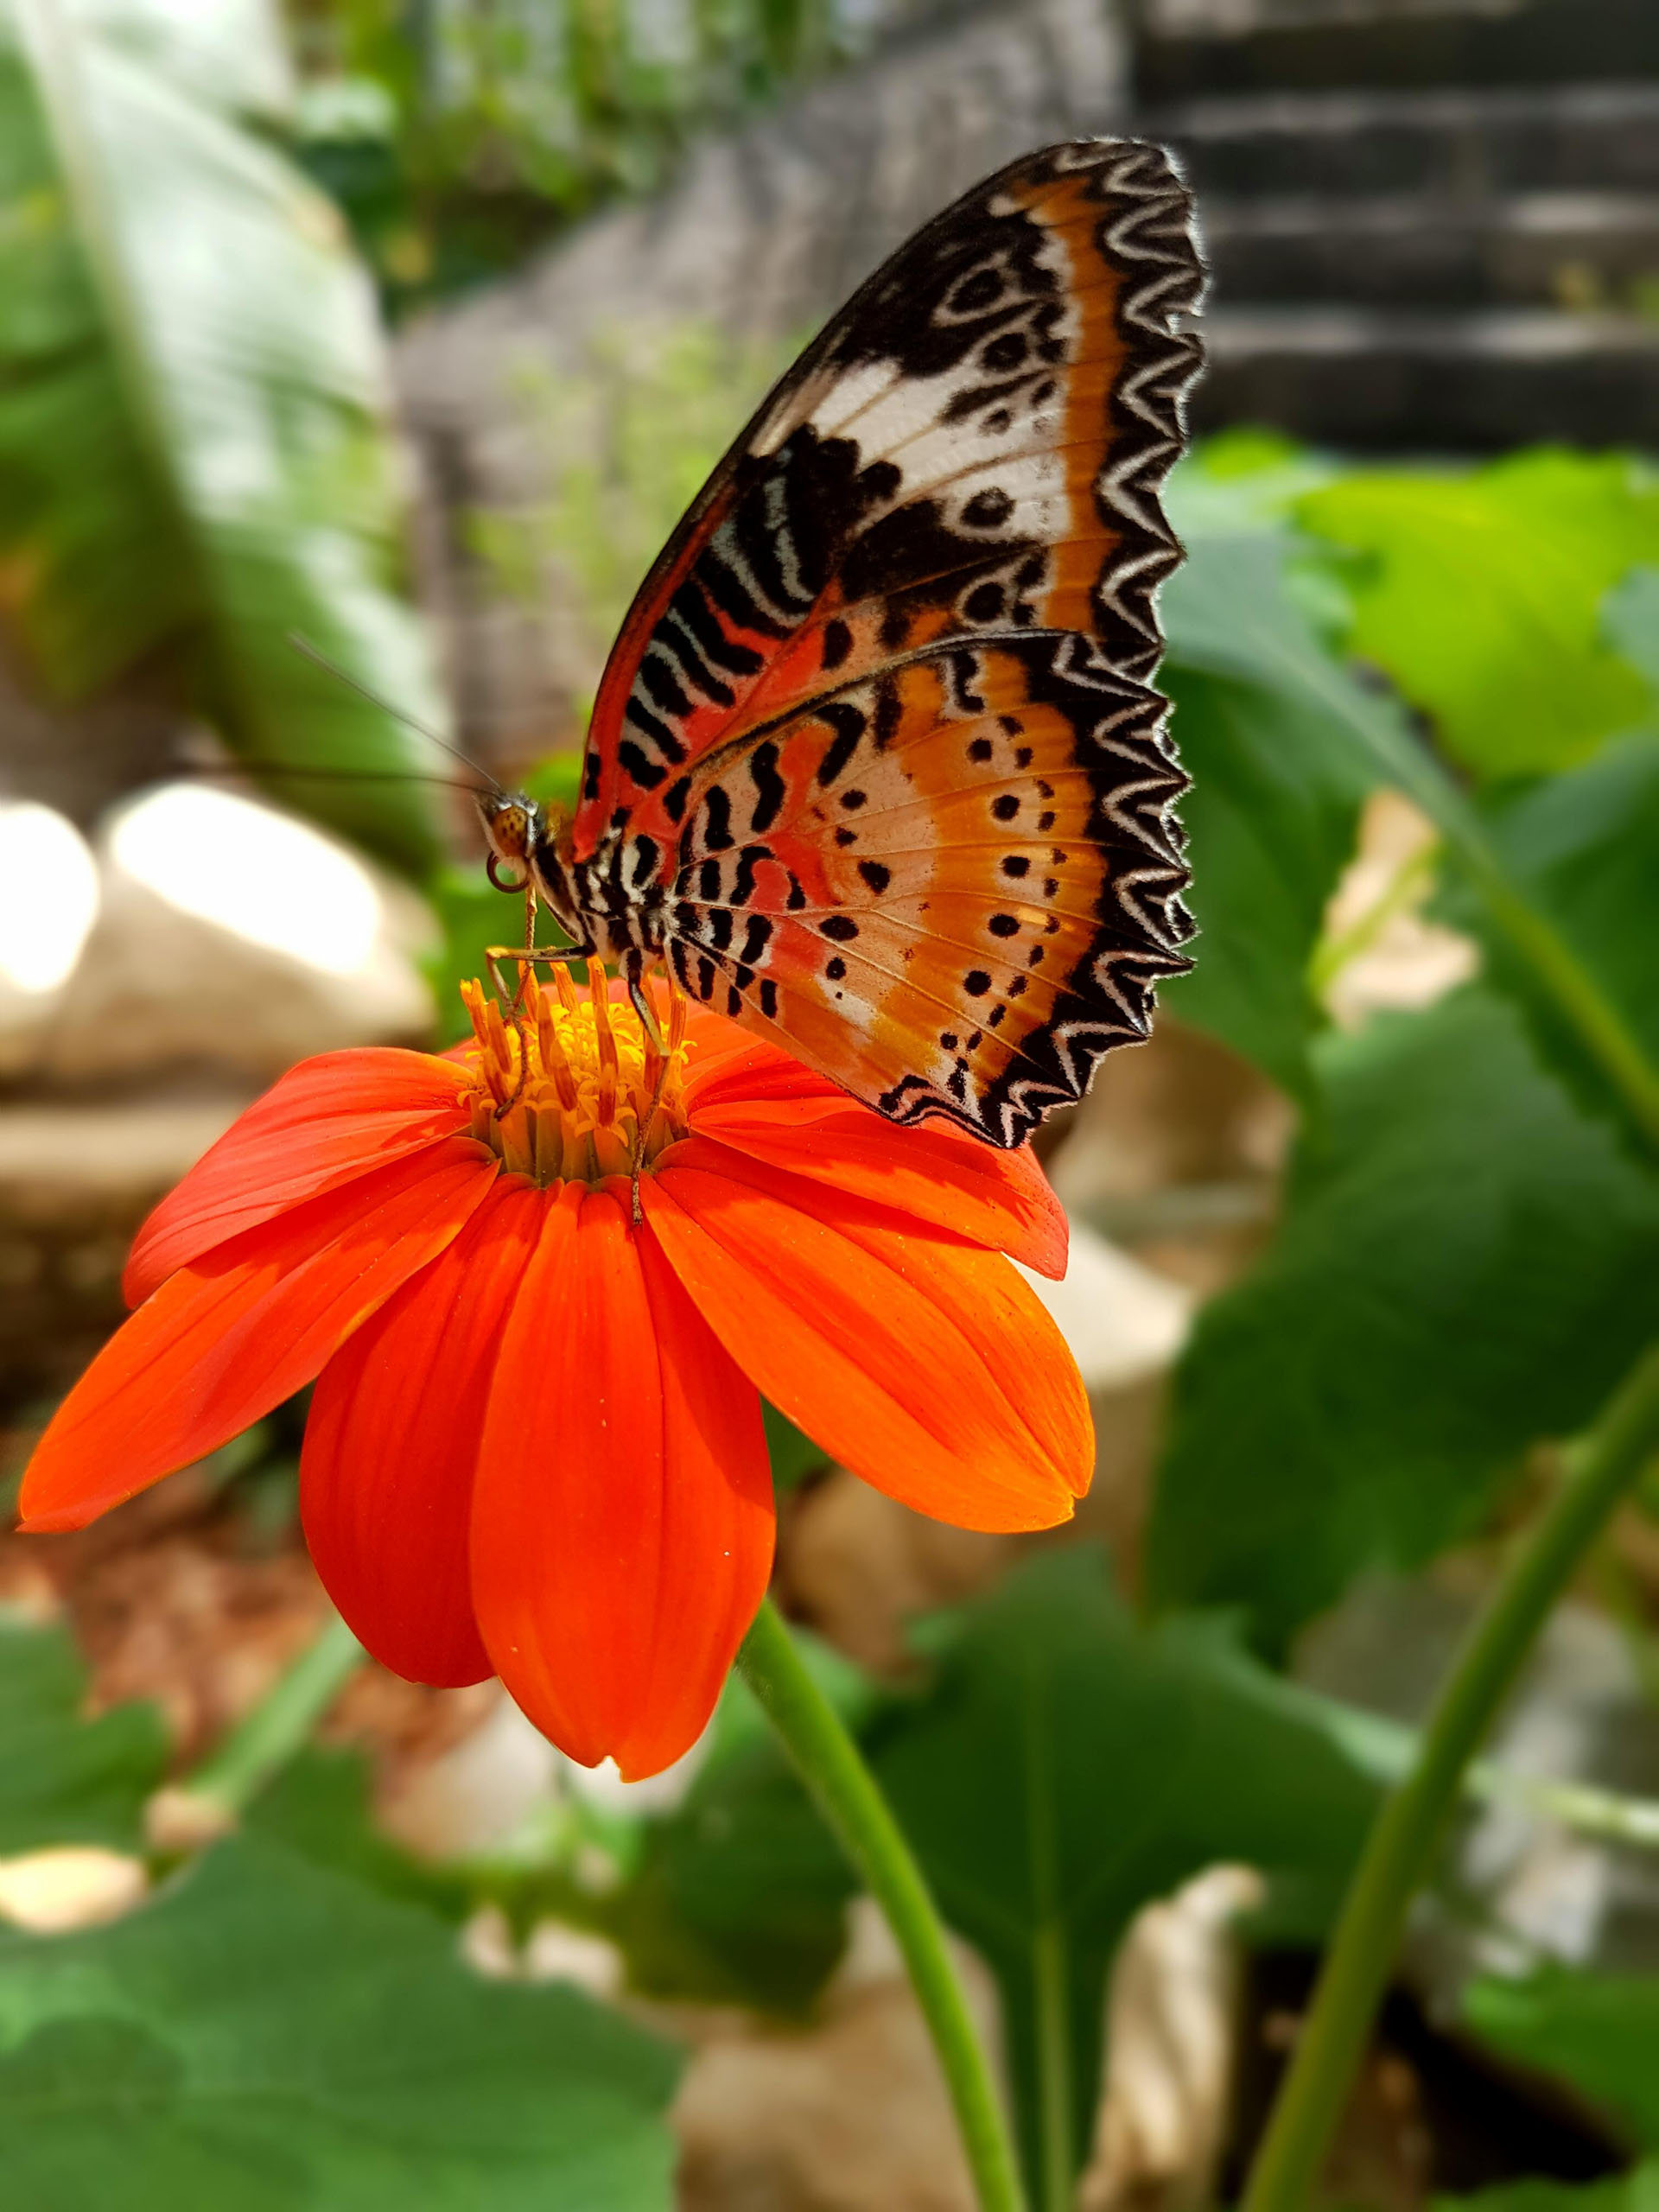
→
(458, 969, 692, 1193)
(588, 958, 619, 1128)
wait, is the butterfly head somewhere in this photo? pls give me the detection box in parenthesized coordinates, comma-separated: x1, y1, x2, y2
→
(476, 791, 544, 893)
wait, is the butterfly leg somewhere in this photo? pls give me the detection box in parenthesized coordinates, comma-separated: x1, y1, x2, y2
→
(484, 931, 596, 1120)
(624, 949, 665, 1052)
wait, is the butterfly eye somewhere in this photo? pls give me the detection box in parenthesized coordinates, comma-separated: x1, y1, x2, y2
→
(478, 795, 541, 893)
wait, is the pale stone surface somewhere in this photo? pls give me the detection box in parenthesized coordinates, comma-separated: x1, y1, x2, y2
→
(0, 804, 100, 1077)
(783, 1472, 1014, 1673)
(0, 1847, 147, 1933)
(1017, 1219, 1193, 1395)
(1319, 791, 1480, 1033)
(1084, 1867, 1263, 2212)
(0, 1098, 245, 1210)
(673, 1899, 991, 2212)
(42, 784, 436, 1083)
(673, 1875, 1261, 2212)
(378, 1689, 561, 1861)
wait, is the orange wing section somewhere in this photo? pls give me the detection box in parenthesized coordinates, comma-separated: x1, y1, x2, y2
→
(575, 140, 1204, 860)
(658, 637, 1190, 1146)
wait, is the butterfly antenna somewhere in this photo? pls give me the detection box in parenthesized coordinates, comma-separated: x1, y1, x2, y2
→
(287, 632, 499, 791)
(192, 759, 483, 794)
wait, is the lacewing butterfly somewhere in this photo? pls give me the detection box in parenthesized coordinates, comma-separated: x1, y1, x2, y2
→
(283, 140, 1206, 1150)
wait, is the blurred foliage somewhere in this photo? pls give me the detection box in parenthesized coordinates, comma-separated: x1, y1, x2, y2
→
(1446, 734, 1659, 1149)
(1300, 451, 1659, 780)
(0, 1835, 679, 2208)
(0, 0, 448, 874)
(1157, 532, 1374, 1103)
(285, 0, 880, 312)
(870, 1549, 1380, 2203)
(0, 1612, 166, 1853)
(1148, 988, 1659, 1646)
(0, 1624, 677, 2205)
(428, 324, 791, 1030)
(466, 323, 796, 678)
(1465, 1966, 1659, 2158)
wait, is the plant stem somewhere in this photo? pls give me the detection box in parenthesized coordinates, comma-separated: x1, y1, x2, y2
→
(1032, 1918, 1075, 2212)
(737, 1597, 1027, 2212)
(181, 1612, 365, 1821)
(1240, 1338, 1659, 2212)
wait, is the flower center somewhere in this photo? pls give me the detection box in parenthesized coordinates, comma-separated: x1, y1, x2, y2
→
(459, 964, 691, 1187)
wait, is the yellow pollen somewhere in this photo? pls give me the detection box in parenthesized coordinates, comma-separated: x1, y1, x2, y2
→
(458, 965, 692, 1189)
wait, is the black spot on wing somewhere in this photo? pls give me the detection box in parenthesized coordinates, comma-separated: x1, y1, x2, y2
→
(747, 741, 785, 834)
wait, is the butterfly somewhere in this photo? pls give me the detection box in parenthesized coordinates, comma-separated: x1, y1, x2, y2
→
(478, 137, 1205, 1151)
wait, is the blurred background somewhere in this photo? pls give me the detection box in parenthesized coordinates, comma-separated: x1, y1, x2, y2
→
(3, 2, 1659, 2208)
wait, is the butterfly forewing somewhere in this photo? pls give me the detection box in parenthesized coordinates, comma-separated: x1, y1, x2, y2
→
(576, 138, 1205, 1145)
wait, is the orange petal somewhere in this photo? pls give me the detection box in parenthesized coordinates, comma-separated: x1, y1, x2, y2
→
(680, 1021, 843, 1115)
(125, 1048, 473, 1306)
(682, 1101, 1067, 1278)
(470, 1185, 773, 1778)
(300, 1181, 549, 1689)
(645, 1147, 1090, 1534)
(620, 1224, 776, 1778)
(21, 1140, 496, 1532)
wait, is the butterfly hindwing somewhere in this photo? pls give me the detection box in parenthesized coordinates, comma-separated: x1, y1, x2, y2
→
(661, 636, 1188, 1145)
(575, 137, 1205, 1141)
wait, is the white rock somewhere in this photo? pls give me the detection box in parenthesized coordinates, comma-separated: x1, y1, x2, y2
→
(0, 804, 100, 1077)
(45, 782, 436, 1081)
(379, 1691, 560, 1861)
(0, 1847, 147, 1933)
(1017, 1218, 1193, 1394)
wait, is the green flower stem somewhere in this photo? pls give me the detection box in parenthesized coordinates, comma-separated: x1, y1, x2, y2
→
(180, 1612, 365, 1821)
(1240, 1337, 1659, 2212)
(737, 1597, 1027, 2212)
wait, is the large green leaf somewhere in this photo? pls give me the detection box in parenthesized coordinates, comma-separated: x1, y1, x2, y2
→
(869, 1548, 1381, 2204)
(1147, 987, 1659, 1647)
(0, 1834, 680, 2209)
(0, 0, 447, 874)
(1298, 451, 1659, 782)
(1156, 534, 1373, 1096)
(0, 1611, 166, 1854)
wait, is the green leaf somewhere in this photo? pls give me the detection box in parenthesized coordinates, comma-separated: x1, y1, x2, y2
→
(610, 1650, 868, 2014)
(0, 1835, 681, 2209)
(1605, 565, 1659, 691)
(762, 1400, 831, 1493)
(0, 0, 447, 874)
(0, 1611, 166, 1854)
(1465, 1964, 1659, 2150)
(870, 1548, 1381, 2199)
(1449, 734, 1659, 1135)
(1438, 2175, 1659, 2212)
(1157, 534, 1373, 1096)
(1298, 451, 1659, 781)
(243, 1748, 467, 1919)
(1166, 429, 1344, 540)
(1147, 987, 1659, 1648)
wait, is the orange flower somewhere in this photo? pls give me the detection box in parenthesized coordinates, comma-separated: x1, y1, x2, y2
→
(18, 971, 1090, 1778)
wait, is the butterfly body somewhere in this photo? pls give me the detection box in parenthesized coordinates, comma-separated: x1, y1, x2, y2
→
(485, 138, 1205, 1148)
